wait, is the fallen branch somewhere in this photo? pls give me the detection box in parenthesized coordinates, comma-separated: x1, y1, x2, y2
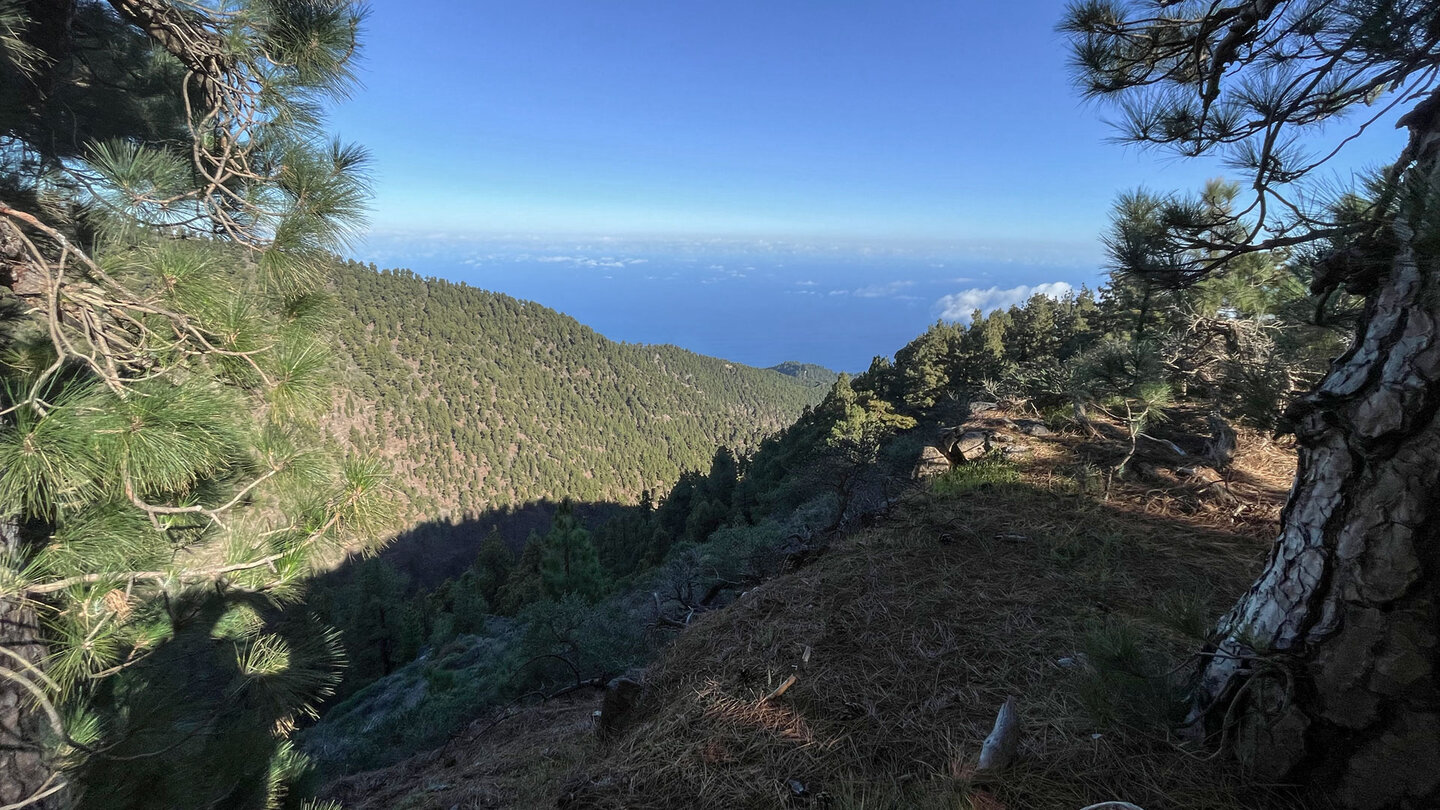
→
(759, 674, 797, 704)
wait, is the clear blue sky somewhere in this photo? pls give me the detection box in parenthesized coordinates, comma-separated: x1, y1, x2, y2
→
(327, 2, 1409, 370)
(331, 0, 1401, 244)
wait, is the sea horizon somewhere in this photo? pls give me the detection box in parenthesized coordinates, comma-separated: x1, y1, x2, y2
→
(349, 231, 1107, 373)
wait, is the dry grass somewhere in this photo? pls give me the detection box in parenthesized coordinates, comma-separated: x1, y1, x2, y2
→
(324, 409, 1318, 810)
(554, 448, 1314, 808)
(323, 694, 602, 809)
(1019, 406, 1296, 540)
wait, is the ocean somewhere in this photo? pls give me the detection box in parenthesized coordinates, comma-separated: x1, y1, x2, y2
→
(354, 234, 1104, 373)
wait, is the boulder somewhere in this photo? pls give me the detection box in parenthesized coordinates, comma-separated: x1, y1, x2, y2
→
(966, 400, 999, 417)
(1013, 419, 1053, 437)
(946, 429, 992, 462)
(912, 445, 952, 479)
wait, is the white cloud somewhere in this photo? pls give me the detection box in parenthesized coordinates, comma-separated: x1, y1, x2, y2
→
(534, 255, 647, 269)
(937, 281, 1074, 322)
(851, 280, 915, 298)
(795, 280, 818, 286)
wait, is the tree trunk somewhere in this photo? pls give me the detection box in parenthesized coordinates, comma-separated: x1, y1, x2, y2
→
(1193, 182, 1440, 808)
(1, 521, 59, 809)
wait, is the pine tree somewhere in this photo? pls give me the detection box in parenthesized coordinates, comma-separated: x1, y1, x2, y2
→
(1070, 337, 1173, 477)
(472, 526, 515, 607)
(539, 504, 605, 602)
(337, 560, 418, 683)
(1, 2, 380, 806)
(892, 322, 957, 409)
(818, 374, 916, 528)
(1065, 2, 1440, 804)
(498, 532, 546, 615)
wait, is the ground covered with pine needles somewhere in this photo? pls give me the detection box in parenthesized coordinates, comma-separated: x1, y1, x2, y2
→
(325, 416, 1323, 810)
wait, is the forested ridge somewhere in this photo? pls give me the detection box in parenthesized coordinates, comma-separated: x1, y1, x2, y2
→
(325, 261, 825, 520)
(766, 360, 838, 387)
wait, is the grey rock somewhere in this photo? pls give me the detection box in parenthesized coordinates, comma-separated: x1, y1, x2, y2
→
(1014, 419, 1053, 437)
(950, 429, 991, 461)
(912, 445, 952, 479)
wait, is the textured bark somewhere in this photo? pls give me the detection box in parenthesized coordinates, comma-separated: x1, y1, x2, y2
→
(1195, 173, 1440, 808)
(1, 521, 59, 809)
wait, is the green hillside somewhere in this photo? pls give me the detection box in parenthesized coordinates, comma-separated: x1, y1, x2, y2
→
(327, 262, 824, 521)
(768, 360, 840, 387)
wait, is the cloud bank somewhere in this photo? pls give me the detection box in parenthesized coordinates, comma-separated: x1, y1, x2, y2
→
(937, 281, 1074, 323)
(534, 255, 649, 269)
(851, 280, 916, 299)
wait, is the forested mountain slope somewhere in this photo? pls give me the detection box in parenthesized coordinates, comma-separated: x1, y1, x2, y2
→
(767, 361, 840, 387)
(326, 262, 826, 521)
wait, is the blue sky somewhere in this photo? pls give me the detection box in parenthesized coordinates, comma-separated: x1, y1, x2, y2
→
(330, 1, 1409, 369)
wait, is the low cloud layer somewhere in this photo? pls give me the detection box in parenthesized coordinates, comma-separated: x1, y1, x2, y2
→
(851, 280, 916, 298)
(535, 255, 649, 269)
(937, 281, 1074, 322)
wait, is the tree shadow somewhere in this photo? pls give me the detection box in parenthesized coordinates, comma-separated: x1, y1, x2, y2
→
(73, 589, 339, 810)
(319, 498, 633, 592)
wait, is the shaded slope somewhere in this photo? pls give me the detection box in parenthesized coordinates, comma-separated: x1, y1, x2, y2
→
(321, 419, 1312, 810)
(561, 481, 1280, 810)
(327, 262, 824, 521)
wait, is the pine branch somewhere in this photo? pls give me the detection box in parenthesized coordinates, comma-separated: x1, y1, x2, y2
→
(19, 508, 344, 597)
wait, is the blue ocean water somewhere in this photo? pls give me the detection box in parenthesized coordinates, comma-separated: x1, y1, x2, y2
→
(356, 235, 1103, 373)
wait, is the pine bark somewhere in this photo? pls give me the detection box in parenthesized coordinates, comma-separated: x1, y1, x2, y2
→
(1195, 172, 1440, 808)
(1, 521, 58, 809)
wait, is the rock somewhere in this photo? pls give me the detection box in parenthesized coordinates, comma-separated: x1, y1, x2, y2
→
(1014, 419, 1053, 437)
(939, 428, 992, 462)
(597, 677, 643, 738)
(912, 445, 952, 479)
